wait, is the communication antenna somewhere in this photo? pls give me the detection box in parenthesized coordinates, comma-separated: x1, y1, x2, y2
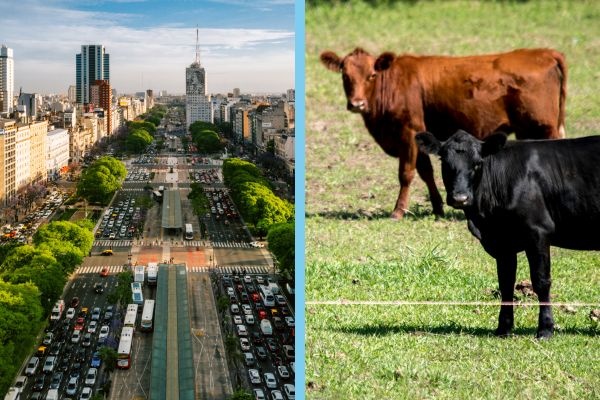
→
(195, 25, 200, 65)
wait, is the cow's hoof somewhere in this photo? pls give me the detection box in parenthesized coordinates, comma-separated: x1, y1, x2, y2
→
(390, 211, 405, 220)
(494, 327, 513, 337)
(535, 329, 553, 340)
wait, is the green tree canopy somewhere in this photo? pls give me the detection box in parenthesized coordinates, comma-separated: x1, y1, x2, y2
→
(192, 129, 224, 154)
(267, 222, 295, 278)
(2, 264, 66, 312)
(126, 128, 153, 153)
(0, 245, 58, 274)
(77, 157, 126, 204)
(228, 390, 254, 400)
(33, 221, 94, 256)
(128, 120, 156, 134)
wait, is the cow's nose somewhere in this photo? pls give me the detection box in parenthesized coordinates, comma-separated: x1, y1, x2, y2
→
(453, 193, 468, 204)
(347, 100, 366, 112)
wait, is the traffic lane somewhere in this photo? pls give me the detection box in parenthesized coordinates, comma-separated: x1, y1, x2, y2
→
(213, 248, 269, 266)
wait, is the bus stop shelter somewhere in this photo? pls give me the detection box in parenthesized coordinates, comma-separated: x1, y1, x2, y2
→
(161, 190, 183, 234)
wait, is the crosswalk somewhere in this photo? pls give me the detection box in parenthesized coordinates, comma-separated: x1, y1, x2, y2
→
(76, 265, 125, 274)
(212, 241, 253, 248)
(94, 240, 133, 247)
(187, 265, 271, 274)
(120, 187, 146, 191)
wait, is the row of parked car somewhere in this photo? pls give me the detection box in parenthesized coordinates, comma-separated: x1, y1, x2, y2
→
(96, 195, 144, 239)
(125, 167, 150, 182)
(192, 168, 220, 184)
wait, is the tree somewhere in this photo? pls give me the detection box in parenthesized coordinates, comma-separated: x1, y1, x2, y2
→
(107, 272, 133, 307)
(217, 295, 229, 316)
(33, 221, 94, 256)
(77, 157, 126, 204)
(99, 346, 118, 373)
(228, 390, 254, 400)
(266, 138, 275, 154)
(126, 129, 153, 153)
(37, 241, 83, 275)
(267, 222, 295, 278)
(192, 129, 224, 153)
(2, 264, 66, 313)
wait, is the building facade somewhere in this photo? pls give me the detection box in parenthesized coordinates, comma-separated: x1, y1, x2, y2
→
(185, 58, 212, 127)
(17, 93, 41, 119)
(90, 79, 112, 135)
(46, 127, 69, 179)
(0, 119, 16, 205)
(15, 125, 31, 190)
(76, 45, 110, 104)
(0, 45, 14, 116)
(28, 120, 48, 185)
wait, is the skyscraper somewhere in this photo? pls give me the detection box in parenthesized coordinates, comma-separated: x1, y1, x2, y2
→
(76, 45, 110, 104)
(90, 80, 112, 135)
(0, 45, 14, 116)
(186, 29, 212, 127)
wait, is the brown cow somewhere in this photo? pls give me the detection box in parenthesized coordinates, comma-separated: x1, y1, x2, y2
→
(320, 48, 567, 219)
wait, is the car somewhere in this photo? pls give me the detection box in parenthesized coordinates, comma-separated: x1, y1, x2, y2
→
(76, 348, 87, 363)
(270, 390, 285, 400)
(245, 314, 255, 325)
(58, 357, 71, 372)
(264, 372, 277, 389)
(91, 352, 102, 368)
(236, 324, 248, 336)
(66, 307, 76, 319)
(49, 343, 61, 356)
(80, 386, 93, 400)
(230, 304, 239, 314)
(255, 276, 265, 285)
(266, 338, 278, 353)
(103, 306, 113, 321)
(255, 346, 267, 360)
(242, 304, 252, 315)
(32, 375, 45, 391)
(258, 310, 268, 320)
(275, 295, 286, 306)
(99, 267, 109, 277)
(74, 320, 85, 331)
(251, 332, 263, 345)
(253, 388, 266, 400)
(87, 321, 98, 333)
(25, 356, 39, 376)
(94, 283, 104, 294)
(85, 368, 97, 385)
(248, 369, 261, 385)
(243, 352, 255, 366)
(251, 293, 260, 303)
(285, 317, 295, 328)
(244, 275, 252, 284)
(82, 333, 92, 347)
(240, 338, 251, 351)
(233, 315, 243, 324)
(43, 332, 53, 345)
(283, 345, 295, 360)
(241, 292, 249, 303)
(14, 375, 27, 392)
(99, 325, 110, 339)
(70, 297, 80, 308)
(43, 356, 57, 374)
(91, 307, 101, 320)
(283, 384, 295, 400)
(277, 365, 290, 380)
(101, 249, 113, 256)
(50, 372, 63, 389)
(273, 317, 285, 330)
(66, 377, 78, 395)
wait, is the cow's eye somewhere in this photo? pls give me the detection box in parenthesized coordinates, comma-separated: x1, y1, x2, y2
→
(367, 73, 376, 81)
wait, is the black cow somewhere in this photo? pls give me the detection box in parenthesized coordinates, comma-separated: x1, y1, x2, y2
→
(416, 130, 600, 338)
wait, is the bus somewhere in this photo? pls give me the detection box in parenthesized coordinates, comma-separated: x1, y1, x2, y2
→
(185, 223, 193, 240)
(134, 265, 145, 285)
(140, 300, 155, 332)
(147, 262, 158, 286)
(131, 282, 144, 305)
(116, 327, 134, 369)
(123, 304, 138, 329)
(258, 285, 275, 307)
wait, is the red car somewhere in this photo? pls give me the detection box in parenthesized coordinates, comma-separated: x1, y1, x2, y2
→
(258, 310, 267, 320)
(99, 267, 109, 277)
(74, 317, 85, 331)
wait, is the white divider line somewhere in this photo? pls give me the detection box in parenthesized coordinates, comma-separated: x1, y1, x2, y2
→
(306, 300, 600, 307)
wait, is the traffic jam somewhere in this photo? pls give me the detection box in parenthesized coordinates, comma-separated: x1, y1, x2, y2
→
(95, 193, 146, 240)
(219, 273, 296, 400)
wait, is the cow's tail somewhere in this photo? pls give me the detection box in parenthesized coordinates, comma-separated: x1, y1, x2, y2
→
(553, 50, 567, 138)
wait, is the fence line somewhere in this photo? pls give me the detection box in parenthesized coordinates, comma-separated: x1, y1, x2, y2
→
(306, 300, 600, 307)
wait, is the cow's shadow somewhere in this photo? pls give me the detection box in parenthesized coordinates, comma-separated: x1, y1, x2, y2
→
(333, 322, 599, 337)
(305, 207, 466, 221)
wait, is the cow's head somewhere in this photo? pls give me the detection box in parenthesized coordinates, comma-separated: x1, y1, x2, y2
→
(320, 48, 395, 114)
(416, 130, 507, 208)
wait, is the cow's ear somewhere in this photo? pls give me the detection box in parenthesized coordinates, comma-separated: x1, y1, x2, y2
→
(415, 132, 441, 155)
(374, 52, 395, 72)
(320, 51, 343, 72)
(482, 132, 508, 157)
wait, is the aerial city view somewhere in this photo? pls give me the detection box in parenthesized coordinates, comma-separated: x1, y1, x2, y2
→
(0, 1, 295, 400)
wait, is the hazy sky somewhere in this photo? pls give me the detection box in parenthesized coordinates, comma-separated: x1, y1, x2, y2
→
(0, 0, 295, 95)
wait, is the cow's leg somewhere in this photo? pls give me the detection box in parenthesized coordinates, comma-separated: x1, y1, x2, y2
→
(494, 253, 517, 336)
(416, 152, 444, 216)
(525, 239, 554, 339)
(391, 138, 418, 219)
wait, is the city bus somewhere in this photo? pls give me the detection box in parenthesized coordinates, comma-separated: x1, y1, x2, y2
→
(140, 300, 155, 332)
(131, 282, 144, 305)
(116, 327, 134, 369)
(134, 265, 145, 285)
(184, 223, 193, 240)
(123, 304, 139, 329)
(258, 285, 275, 307)
(147, 262, 158, 286)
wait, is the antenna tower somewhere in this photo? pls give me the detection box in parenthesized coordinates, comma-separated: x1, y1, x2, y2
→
(195, 26, 200, 65)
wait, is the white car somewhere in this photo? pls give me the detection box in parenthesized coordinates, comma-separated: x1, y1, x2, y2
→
(230, 304, 240, 314)
(285, 316, 295, 328)
(264, 372, 277, 389)
(85, 368, 97, 385)
(66, 377, 78, 395)
(80, 386, 93, 399)
(253, 388, 266, 400)
(270, 390, 284, 400)
(233, 315, 243, 325)
(240, 338, 251, 351)
(87, 321, 98, 333)
(236, 324, 248, 336)
(277, 365, 290, 380)
(66, 308, 76, 319)
(248, 369, 261, 384)
(245, 314, 255, 325)
(99, 325, 110, 340)
(25, 357, 39, 376)
(242, 304, 252, 315)
(71, 330, 81, 344)
(283, 384, 295, 400)
(243, 275, 252, 283)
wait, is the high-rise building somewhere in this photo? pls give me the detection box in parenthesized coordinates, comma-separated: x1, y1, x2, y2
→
(17, 93, 41, 119)
(0, 45, 14, 116)
(287, 89, 295, 102)
(233, 88, 241, 97)
(76, 45, 110, 104)
(68, 85, 77, 102)
(186, 29, 212, 127)
(90, 80, 112, 135)
(0, 119, 16, 205)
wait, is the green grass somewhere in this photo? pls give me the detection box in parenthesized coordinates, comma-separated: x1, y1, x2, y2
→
(306, 1, 600, 398)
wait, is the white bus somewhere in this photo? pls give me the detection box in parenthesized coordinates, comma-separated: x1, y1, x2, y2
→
(134, 265, 145, 285)
(147, 262, 158, 286)
(140, 300, 155, 332)
(116, 327, 134, 369)
(123, 304, 139, 329)
(185, 223, 193, 240)
(131, 282, 144, 305)
(258, 285, 275, 307)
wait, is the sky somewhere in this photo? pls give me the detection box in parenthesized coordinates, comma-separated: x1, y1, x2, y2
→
(0, 0, 295, 95)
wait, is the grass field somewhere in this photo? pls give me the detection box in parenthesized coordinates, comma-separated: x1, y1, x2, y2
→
(305, 1, 600, 399)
